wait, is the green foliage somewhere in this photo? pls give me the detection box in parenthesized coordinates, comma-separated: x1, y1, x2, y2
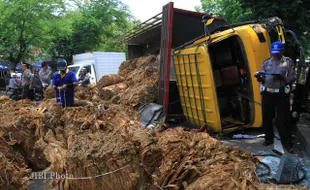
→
(0, 0, 65, 67)
(196, 0, 252, 23)
(240, 0, 310, 56)
(197, 0, 310, 56)
(0, 0, 134, 67)
(50, 0, 134, 62)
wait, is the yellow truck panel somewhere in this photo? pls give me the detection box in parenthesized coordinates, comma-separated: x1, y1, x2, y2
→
(173, 22, 286, 133)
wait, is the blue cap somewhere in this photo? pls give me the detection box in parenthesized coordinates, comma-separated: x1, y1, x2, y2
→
(271, 41, 284, 54)
(57, 59, 67, 71)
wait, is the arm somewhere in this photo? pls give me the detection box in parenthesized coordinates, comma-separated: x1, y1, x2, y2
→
(285, 59, 296, 84)
(39, 70, 51, 81)
(64, 72, 78, 88)
(71, 72, 78, 86)
(81, 74, 90, 85)
(254, 61, 266, 82)
(24, 70, 34, 88)
(52, 73, 58, 90)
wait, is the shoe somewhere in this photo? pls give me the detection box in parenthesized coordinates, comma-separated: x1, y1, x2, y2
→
(263, 141, 274, 146)
(284, 146, 294, 154)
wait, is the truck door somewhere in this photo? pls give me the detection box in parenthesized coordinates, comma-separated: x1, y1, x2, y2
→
(90, 65, 96, 84)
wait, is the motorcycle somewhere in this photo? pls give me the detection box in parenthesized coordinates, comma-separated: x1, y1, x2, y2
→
(33, 88, 44, 102)
(9, 88, 22, 101)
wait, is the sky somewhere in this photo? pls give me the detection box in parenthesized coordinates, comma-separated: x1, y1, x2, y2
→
(121, 0, 202, 21)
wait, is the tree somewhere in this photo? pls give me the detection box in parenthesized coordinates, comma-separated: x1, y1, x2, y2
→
(48, 10, 82, 62)
(240, 0, 310, 56)
(0, 0, 65, 68)
(196, 0, 252, 23)
(0, 0, 135, 67)
(50, 0, 134, 62)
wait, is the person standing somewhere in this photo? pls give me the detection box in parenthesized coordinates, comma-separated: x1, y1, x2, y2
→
(21, 63, 34, 100)
(52, 59, 78, 107)
(32, 68, 43, 100)
(39, 62, 52, 90)
(254, 41, 296, 153)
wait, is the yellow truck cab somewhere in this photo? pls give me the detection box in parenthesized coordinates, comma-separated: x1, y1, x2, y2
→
(172, 17, 303, 133)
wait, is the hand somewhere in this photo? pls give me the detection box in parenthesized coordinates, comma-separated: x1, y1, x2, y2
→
(254, 72, 260, 77)
(273, 75, 285, 81)
(254, 73, 263, 82)
(254, 74, 262, 78)
(29, 85, 33, 90)
(57, 85, 67, 90)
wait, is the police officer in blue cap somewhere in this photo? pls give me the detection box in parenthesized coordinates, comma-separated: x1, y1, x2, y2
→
(254, 41, 296, 153)
(52, 59, 78, 107)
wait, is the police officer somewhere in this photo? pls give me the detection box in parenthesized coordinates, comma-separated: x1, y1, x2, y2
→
(255, 41, 296, 153)
(21, 63, 34, 100)
(52, 59, 78, 107)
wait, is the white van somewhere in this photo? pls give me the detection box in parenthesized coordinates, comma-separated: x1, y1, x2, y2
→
(68, 52, 126, 84)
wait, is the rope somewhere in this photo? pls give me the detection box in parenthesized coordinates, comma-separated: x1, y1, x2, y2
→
(66, 164, 129, 180)
(57, 89, 61, 104)
(194, 51, 207, 124)
(168, 99, 181, 105)
(134, 130, 154, 138)
(236, 93, 262, 105)
(63, 89, 66, 108)
(8, 132, 16, 142)
(125, 128, 154, 138)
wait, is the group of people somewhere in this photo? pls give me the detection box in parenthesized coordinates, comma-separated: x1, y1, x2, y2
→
(17, 62, 52, 100)
(6, 59, 90, 104)
(5, 62, 51, 100)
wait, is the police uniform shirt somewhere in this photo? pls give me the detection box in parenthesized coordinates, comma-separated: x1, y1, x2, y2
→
(39, 68, 52, 85)
(259, 56, 296, 89)
(22, 69, 34, 86)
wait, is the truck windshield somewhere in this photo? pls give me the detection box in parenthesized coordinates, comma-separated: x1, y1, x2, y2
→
(68, 66, 80, 75)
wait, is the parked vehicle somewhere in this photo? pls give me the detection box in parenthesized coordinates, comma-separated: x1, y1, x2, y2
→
(9, 88, 22, 101)
(33, 88, 43, 101)
(68, 52, 126, 84)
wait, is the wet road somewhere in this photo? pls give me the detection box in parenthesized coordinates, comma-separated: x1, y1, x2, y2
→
(219, 127, 310, 188)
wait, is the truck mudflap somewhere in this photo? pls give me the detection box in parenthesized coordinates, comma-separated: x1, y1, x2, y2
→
(173, 45, 222, 133)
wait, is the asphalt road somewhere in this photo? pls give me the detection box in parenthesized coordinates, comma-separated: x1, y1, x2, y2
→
(219, 127, 310, 188)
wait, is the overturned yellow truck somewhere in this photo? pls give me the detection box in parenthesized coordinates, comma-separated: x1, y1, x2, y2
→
(172, 16, 307, 133)
(117, 2, 309, 133)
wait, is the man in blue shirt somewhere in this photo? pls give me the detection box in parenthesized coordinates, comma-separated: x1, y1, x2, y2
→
(52, 59, 78, 107)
